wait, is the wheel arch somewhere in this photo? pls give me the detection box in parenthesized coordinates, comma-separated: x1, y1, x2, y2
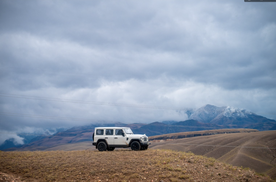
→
(96, 139, 108, 149)
(129, 139, 141, 146)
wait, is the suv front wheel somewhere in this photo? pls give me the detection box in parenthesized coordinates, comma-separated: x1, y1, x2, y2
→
(131, 141, 141, 151)
(97, 141, 107, 151)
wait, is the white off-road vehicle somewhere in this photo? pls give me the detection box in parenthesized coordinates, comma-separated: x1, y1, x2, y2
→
(92, 127, 151, 151)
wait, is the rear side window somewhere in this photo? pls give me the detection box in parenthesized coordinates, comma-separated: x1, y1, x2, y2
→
(115, 129, 123, 135)
(96, 129, 104, 135)
(106, 129, 114, 135)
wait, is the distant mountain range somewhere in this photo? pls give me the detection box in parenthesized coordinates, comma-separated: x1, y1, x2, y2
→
(2, 104, 276, 151)
(189, 104, 276, 129)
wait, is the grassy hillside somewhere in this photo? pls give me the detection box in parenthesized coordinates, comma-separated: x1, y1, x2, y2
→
(149, 129, 258, 141)
(40, 129, 276, 179)
(150, 130, 276, 180)
(0, 149, 272, 182)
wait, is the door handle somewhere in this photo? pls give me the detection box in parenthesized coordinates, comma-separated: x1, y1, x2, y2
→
(114, 137, 118, 139)
(105, 137, 108, 139)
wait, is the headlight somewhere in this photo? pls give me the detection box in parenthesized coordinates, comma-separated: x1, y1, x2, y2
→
(140, 137, 147, 142)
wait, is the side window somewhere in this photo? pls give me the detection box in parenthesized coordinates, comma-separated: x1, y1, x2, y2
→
(115, 129, 123, 135)
(96, 129, 104, 135)
(106, 129, 114, 135)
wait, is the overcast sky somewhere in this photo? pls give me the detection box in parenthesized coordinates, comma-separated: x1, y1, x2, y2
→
(0, 0, 276, 144)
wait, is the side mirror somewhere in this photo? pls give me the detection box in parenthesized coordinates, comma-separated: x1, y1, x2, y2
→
(122, 133, 125, 137)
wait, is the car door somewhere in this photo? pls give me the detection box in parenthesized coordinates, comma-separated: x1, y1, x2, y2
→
(114, 129, 127, 146)
(104, 129, 114, 145)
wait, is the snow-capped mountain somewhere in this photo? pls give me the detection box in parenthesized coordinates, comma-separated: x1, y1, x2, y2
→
(189, 104, 276, 129)
(189, 104, 226, 123)
(222, 106, 253, 118)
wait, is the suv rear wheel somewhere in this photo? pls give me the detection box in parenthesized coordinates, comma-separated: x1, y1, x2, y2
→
(97, 141, 107, 151)
(131, 141, 141, 151)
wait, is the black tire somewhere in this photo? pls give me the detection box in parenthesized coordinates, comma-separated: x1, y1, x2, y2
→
(107, 147, 115, 151)
(97, 141, 107, 151)
(131, 141, 141, 151)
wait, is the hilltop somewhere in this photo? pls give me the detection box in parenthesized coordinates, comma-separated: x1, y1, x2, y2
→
(14, 129, 275, 180)
(0, 149, 272, 182)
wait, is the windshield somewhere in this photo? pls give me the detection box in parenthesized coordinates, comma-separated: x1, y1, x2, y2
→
(124, 128, 133, 134)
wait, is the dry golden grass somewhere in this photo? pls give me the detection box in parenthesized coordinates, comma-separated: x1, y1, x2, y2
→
(0, 149, 272, 182)
(44, 141, 93, 151)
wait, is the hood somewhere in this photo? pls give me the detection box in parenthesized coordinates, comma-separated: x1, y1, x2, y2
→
(127, 134, 147, 138)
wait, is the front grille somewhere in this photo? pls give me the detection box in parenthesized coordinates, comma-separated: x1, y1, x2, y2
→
(144, 137, 148, 142)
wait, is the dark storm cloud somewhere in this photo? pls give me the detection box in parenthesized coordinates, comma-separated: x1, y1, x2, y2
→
(1, 0, 275, 89)
(0, 0, 276, 143)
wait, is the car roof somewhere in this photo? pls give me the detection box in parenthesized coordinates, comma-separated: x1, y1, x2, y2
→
(94, 127, 130, 129)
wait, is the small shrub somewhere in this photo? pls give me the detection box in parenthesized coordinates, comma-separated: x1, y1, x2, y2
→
(174, 168, 182, 172)
(179, 174, 190, 179)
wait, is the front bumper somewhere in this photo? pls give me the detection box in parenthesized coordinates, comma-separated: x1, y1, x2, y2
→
(140, 141, 151, 147)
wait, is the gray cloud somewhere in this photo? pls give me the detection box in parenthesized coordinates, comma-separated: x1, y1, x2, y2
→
(0, 0, 276, 144)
